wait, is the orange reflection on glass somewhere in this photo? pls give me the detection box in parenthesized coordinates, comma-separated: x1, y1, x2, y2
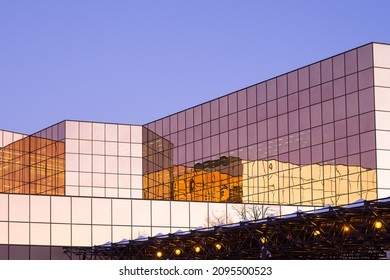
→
(0, 136, 65, 195)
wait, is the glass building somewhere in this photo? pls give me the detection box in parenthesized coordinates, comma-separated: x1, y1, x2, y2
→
(1, 42, 390, 259)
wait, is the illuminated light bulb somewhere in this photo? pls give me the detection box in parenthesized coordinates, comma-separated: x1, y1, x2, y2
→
(156, 251, 163, 258)
(260, 237, 266, 244)
(215, 243, 222, 250)
(175, 249, 182, 256)
(343, 225, 350, 232)
(314, 230, 321, 236)
(375, 221, 383, 229)
(194, 246, 201, 253)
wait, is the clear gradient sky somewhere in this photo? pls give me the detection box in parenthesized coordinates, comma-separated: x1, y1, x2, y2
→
(1, 0, 390, 134)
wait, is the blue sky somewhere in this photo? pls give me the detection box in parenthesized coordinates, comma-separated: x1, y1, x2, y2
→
(1, 0, 390, 134)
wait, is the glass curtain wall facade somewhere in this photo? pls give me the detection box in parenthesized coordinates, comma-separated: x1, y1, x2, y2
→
(1, 42, 390, 259)
(143, 43, 381, 207)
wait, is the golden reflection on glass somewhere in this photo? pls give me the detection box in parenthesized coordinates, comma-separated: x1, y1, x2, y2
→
(0, 136, 65, 195)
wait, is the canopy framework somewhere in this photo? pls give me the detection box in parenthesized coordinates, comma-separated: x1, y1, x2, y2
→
(64, 197, 390, 260)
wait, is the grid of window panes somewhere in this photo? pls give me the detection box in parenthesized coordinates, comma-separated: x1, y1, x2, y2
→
(64, 121, 143, 198)
(144, 43, 377, 206)
(0, 126, 65, 196)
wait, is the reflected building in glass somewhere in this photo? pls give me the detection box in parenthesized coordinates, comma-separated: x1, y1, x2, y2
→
(1, 42, 390, 259)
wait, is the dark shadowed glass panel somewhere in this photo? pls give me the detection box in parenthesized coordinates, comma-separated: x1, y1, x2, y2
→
(257, 121, 267, 142)
(9, 246, 29, 260)
(256, 83, 267, 104)
(311, 144, 323, 164)
(267, 79, 277, 101)
(288, 93, 299, 111)
(334, 96, 346, 121)
(311, 126, 322, 145)
(238, 110, 247, 127)
(288, 111, 299, 133)
(311, 103, 322, 127)
(309, 63, 321, 86)
(322, 82, 333, 101)
(278, 96, 288, 114)
(346, 92, 359, 117)
(359, 87, 374, 113)
(360, 131, 376, 152)
(358, 69, 374, 90)
(247, 107, 256, 124)
(323, 123, 334, 142)
(299, 107, 310, 130)
(310, 85, 321, 105)
(257, 103, 267, 121)
(228, 113, 238, 130)
(347, 116, 359, 136)
(194, 105, 202, 126)
(277, 75, 287, 98)
(219, 96, 228, 117)
(202, 103, 211, 122)
(202, 122, 211, 138)
(178, 112, 186, 131)
(321, 58, 333, 83)
(335, 138, 347, 158)
(288, 71, 298, 94)
(345, 49, 357, 75)
(220, 116, 228, 133)
(346, 74, 358, 94)
(348, 135, 360, 155)
(322, 100, 334, 124)
(334, 78, 346, 98)
(298, 67, 309, 90)
(228, 92, 238, 114)
(238, 89, 247, 111)
(299, 89, 310, 108)
(210, 100, 219, 120)
(360, 111, 375, 133)
(333, 54, 345, 79)
(33, 248, 60, 263)
(335, 119, 347, 140)
(278, 114, 288, 136)
(0, 245, 8, 260)
(357, 44, 373, 71)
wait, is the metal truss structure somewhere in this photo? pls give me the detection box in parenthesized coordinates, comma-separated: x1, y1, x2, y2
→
(64, 197, 390, 260)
